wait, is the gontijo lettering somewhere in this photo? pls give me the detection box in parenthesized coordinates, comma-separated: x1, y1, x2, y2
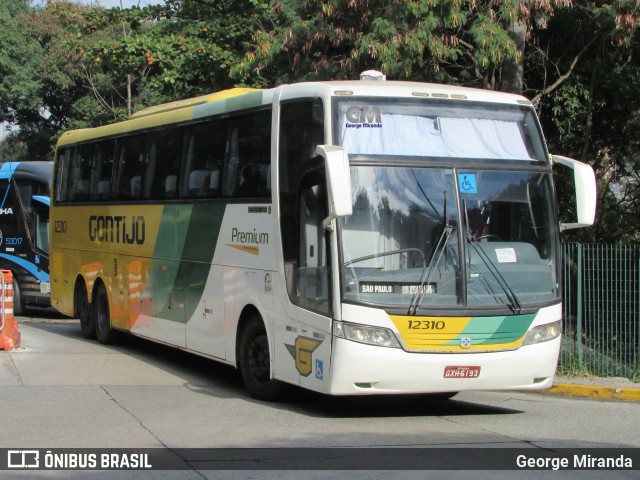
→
(89, 215, 145, 245)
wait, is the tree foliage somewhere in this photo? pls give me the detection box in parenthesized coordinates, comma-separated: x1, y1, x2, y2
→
(0, 0, 50, 159)
(527, 1, 640, 242)
(232, 0, 524, 87)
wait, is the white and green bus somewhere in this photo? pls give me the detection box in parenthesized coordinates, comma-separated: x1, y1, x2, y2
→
(50, 74, 596, 399)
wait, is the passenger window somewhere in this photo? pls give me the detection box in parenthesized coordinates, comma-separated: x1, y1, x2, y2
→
(72, 145, 93, 201)
(55, 148, 73, 203)
(115, 135, 148, 200)
(182, 121, 226, 199)
(91, 141, 115, 201)
(148, 129, 185, 200)
(223, 110, 271, 199)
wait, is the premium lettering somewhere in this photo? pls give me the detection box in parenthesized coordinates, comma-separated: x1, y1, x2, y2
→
(231, 227, 269, 244)
(89, 215, 145, 245)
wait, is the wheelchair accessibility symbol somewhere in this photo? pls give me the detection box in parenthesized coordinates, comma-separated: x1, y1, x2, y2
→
(458, 173, 477, 194)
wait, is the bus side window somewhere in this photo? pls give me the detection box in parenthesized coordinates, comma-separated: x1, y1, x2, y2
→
(148, 128, 184, 200)
(71, 145, 93, 202)
(144, 128, 184, 200)
(224, 110, 271, 198)
(74, 145, 93, 202)
(182, 120, 225, 199)
(92, 140, 115, 201)
(115, 134, 148, 201)
(55, 148, 72, 203)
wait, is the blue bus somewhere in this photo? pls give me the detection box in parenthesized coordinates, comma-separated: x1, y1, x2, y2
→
(0, 162, 52, 315)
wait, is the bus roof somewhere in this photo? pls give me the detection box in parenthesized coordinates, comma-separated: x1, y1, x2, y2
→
(0, 161, 53, 183)
(279, 79, 533, 105)
(56, 80, 533, 147)
(129, 88, 260, 119)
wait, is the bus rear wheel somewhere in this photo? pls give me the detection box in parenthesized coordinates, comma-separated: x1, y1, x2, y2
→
(76, 283, 95, 339)
(238, 316, 282, 401)
(93, 284, 116, 344)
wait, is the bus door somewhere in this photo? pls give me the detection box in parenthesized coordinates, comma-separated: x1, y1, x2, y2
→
(275, 170, 333, 391)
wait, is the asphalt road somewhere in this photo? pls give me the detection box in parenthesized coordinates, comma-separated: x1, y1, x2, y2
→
(1, 311, 638, 480)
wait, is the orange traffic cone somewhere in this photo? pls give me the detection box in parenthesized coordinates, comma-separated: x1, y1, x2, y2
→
(0, 270, 21, 351)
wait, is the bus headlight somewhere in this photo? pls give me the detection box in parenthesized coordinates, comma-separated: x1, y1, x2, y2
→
(333, 321, 401, 348)
(522, 320, 561, 346)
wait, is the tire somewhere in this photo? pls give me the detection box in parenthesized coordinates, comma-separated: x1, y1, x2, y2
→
(238, 316, 282, 401)
(76, 283, 95, 339)
(93, 284, 116, 344)
(12, 277, 24, 316)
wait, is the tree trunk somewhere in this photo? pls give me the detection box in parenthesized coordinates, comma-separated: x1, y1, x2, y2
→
(502, 20, 526, 94)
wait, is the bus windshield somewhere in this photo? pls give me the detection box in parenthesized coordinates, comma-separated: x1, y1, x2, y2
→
(335, 96, 559, 312)
(340, 166, 559, 311)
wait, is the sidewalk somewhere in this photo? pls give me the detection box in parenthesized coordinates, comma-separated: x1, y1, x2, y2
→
(545, 375, 640, 401)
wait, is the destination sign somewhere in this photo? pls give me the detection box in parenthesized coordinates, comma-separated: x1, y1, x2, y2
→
(359, 282, 437, 295)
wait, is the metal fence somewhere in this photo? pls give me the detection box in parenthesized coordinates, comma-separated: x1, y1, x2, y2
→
(560, 243, 640, 380)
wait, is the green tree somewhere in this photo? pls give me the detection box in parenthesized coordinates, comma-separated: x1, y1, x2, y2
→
(0, 0, 100, 160)
(0, 0, 48, 159)
(527, 1, 640, 242)
(230, 0, 573, 89)
(66, 0, 269, 122)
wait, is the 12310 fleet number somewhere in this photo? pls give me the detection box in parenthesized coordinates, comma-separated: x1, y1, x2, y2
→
(407, 320, 445, 330)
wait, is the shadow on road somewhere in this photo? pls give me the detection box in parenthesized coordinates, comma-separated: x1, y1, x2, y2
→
(18, 315, 523, 419)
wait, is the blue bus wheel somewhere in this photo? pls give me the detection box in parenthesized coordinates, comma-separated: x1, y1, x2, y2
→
(12, 277, 24, 317)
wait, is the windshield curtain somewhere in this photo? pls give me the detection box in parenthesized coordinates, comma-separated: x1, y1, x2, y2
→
(339, 166, 559, 312)
(334, 98, 547, 163)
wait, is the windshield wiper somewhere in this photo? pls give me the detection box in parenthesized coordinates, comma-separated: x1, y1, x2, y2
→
(407, 222, 454, 316)
(463, 202, 522, 314)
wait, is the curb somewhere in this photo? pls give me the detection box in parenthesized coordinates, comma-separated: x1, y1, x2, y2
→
(546, 383, 640, 402)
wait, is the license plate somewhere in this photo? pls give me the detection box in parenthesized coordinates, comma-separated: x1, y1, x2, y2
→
(443, 366, 480, 378)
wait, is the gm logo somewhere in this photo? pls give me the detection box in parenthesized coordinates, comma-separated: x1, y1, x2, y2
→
(346, 106, 381, 124)
(7, 450, 40, 468)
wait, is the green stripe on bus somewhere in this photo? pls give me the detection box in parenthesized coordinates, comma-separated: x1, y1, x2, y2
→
(153, 203, 226, 323)
(443, 313, 536, 345)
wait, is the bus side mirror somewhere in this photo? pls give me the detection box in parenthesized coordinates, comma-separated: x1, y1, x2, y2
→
(316, 145, 352, 229)
(553, 155, 597, 231)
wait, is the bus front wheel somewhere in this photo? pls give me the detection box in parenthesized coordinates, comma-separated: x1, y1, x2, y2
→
(238, 316, 282, 401)
(93, 284, 116, 344)
(12, 277, 24, 316)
